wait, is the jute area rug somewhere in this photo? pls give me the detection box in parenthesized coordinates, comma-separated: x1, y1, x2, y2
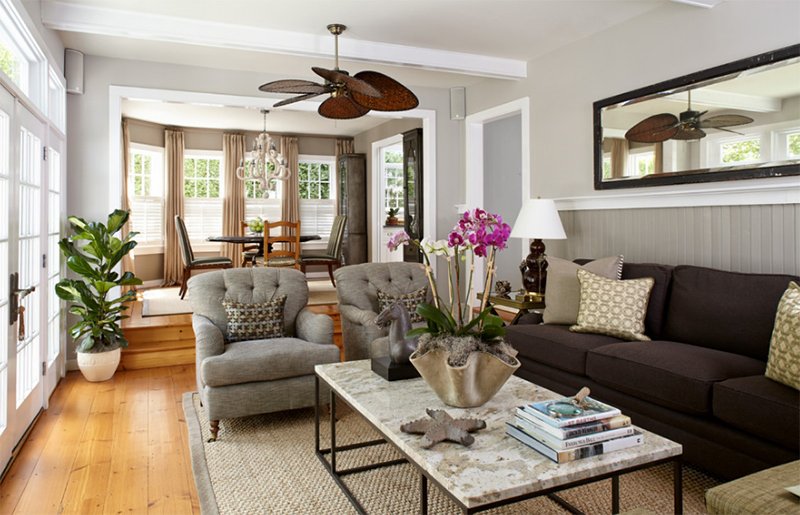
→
(183, 393, 718, 514)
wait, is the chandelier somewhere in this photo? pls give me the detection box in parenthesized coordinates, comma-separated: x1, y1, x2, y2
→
(236, 109, 291, 189)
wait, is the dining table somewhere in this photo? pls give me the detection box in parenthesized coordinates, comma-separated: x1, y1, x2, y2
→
(207, 233, 321, 259)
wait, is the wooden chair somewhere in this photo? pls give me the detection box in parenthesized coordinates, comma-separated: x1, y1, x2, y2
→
(174, 216, 232, 299)
(300, 215, 346, 286)
(240, 220, 261, 267)
(254, 220, 301, 269)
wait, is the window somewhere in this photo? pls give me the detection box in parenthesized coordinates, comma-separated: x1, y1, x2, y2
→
(631, 151, 655, 177)
(184, 152, 223, 244)
(786, 132, 800, 159)
(128, 145, 164, 247)
(0, 2, 47, 110)
(602, 154, 612, 179)
(720, 137, 760, 164)
(298, 155, 335, 241)
(244, 162, 281, 224)
(381, 145, 403, 216)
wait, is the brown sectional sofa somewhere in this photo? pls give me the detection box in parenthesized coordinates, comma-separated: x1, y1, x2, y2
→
(505, 263, 800, 480)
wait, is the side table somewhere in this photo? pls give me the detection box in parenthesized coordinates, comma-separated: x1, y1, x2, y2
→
(479, 293, 545, 325)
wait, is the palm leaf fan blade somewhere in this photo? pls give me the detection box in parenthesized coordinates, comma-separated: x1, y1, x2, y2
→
(699, 114, 754, 129)
(258, 79, 329, 95)
(351, 71, 419, 111)
(318, 96, 370, 119)
(273, 92, 324, 108)
(312, 67, 381, 97)
(625, 113, 680, 143)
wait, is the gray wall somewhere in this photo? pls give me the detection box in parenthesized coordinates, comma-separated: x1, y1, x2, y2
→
(483, 114, 522, 288)
(465, 0, 800, 275)
(544, 204, 799, 276)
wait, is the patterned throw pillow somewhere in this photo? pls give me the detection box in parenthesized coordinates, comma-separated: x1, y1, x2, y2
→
(223, 295, 287, 342)
(765, 282, 800, 390)
(377, 287, 427, 324)
(542, 256, 624, 325)
(570, 269, 654, 341)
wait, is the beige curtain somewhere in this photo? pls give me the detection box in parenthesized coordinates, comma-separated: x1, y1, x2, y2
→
(163, 129, 185, 286)
(653, 142, 664, 174)
(222, 133, 246, 264)
(610, 138, 629, 179)
(120, 119, 136, 293)
(334, 138, 354, 213)
(281, 136, 300, 224)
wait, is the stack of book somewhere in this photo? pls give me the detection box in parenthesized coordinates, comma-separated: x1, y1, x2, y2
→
(506, 396, 643, 463)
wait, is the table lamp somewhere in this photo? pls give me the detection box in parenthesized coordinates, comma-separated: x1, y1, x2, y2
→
(509, 198, 567, 302)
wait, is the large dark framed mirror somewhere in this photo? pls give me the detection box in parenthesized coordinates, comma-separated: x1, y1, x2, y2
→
(594, 44, 800, 190)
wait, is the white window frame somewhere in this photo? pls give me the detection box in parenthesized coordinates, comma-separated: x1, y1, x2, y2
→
(0, 0, 47, 111)
(183, 149, 224, 252)
(298, 154, 335, 247)
(128, 143, 165, 254)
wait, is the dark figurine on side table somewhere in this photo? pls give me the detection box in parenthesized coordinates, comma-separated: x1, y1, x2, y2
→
(372, 302, 421, 381)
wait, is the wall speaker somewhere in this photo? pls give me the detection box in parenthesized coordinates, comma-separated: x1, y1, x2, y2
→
(450, 86, 465, 121)
(65, 49, 84, 95)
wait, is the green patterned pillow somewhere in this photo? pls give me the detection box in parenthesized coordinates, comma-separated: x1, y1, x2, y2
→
(377, 287, 427, 324)
(223, 295, 286, 342)
(765, 282, 800, 390)
(570, 269, 654, 341)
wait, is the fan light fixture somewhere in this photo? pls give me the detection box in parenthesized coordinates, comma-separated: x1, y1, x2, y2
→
(259, 24, 419, 119)
(236, 109, 291, 190)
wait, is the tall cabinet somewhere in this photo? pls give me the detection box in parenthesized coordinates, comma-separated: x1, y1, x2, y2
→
(337, 153, 367, 265)
(403, 129, 423, 263)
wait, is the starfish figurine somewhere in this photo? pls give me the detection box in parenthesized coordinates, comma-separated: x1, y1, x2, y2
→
(400, 409, 487, 448)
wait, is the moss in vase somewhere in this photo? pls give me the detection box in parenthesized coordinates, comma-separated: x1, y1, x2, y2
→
(415, 333, 518, 367)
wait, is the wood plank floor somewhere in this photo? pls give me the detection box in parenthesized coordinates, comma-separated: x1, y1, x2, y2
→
(0, 365, 200, 515)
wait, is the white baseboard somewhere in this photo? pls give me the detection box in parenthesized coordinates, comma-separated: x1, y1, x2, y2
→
(66, 358, 78, 371)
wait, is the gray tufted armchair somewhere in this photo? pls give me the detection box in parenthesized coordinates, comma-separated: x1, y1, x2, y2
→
(334, 262, 431, 361)
(188, 268, 339, 441)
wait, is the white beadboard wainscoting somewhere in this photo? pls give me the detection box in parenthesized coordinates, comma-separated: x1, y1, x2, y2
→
(546, 204, 799, 276)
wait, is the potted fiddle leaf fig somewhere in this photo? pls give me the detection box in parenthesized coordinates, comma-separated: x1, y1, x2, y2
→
(55, 209, 142, 382)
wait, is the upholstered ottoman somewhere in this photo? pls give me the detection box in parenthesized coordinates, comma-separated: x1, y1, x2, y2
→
(706, 460, 800, 514)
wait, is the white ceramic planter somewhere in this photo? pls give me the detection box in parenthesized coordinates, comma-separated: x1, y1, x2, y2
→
(77, 348, 121, 382)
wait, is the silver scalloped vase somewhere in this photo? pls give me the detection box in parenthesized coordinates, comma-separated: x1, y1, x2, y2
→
(409, 347, 520, 408)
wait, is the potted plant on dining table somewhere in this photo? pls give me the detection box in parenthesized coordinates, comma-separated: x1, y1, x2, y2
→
(387, 208, 519, 408)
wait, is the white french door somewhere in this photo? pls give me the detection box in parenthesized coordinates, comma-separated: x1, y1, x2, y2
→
(0, 83, 63, 473)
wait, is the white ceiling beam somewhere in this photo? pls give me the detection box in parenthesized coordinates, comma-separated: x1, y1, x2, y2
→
(670, 0, 726, 8)
(41, 1, 527, 79)
(664, 90, 781, 113)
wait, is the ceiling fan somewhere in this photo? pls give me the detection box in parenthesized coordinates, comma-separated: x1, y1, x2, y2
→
(258, 24, 419, 119)
(624, 90, 754, 143)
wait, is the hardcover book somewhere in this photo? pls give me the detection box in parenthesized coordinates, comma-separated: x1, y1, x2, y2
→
(516, 408, 632, 439)
(521, 396, 622, 428)
(506, 423, 644, 464)
(512, 415, 635, 450)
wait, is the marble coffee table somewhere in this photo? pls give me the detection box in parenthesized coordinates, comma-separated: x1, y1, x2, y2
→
(314, 360, 683, 514)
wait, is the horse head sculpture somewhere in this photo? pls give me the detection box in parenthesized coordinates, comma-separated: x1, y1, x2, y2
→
(375, 301, 419, 364)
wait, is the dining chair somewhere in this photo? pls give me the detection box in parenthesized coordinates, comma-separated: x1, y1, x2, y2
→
(300, 215, 346, 286)
(255, 220, 301, 269)
(175, 215, 232, 299)
(240, 220, 261, 267)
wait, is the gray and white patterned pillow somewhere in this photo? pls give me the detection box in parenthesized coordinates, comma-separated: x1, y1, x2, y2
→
(569, 269, 654, 341)
(765, 281, 800, 390)
(223, 295, 286, 342)
(377, 287, 427, 324)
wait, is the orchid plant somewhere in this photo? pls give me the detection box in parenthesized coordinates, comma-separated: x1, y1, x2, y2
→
(387, 208, 512, 342)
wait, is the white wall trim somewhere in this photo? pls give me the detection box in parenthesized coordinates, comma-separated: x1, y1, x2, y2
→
(42, 0, 526, 79)
(464, 97, 530, 302)
(555, 176, 800, 211)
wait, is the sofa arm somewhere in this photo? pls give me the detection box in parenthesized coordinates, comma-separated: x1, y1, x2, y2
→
(296, 308, 333, 345)
(339, 304, 386, 361)
(192, 314, 225, 362)
(516, 311, 544, 325)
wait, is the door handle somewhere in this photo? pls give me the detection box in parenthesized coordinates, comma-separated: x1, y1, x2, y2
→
(9, 273, 36, 329)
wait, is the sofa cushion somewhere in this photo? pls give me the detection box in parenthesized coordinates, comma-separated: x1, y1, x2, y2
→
(201, 338, 340, 387)
(663, 265, 799, 361)
(542, 255, 623, 325)
(621, 263, 673, 339)
(713, 375, 800, 451)
(570, 269, 654, 341)
(505, 324, 622, 375)
(586, 341, 766, 415)
(765, 282, 800, 390)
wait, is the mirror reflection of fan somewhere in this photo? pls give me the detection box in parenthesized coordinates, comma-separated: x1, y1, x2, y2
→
(625, 90, 754, 143)
(258, 24, 419, 119)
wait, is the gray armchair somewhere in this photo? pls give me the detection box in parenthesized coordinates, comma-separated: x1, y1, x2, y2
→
(188, 268, 339, 441)
(334, 262, 430, 361)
